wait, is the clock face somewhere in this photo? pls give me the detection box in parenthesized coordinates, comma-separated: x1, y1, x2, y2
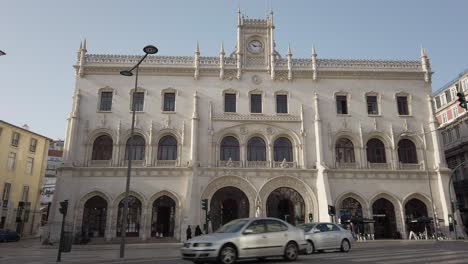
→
(248, 40, 263, 54)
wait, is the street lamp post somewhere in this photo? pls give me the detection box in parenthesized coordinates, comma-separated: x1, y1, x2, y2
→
(119, 45, 158, 259)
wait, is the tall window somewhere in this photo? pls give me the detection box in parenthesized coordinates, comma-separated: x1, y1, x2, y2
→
(25, 157, 34, 175)
(99, 91, 113, 111)
(11, 132, 20, 147)
(366, 139, 386, 163)
(220, 136, 240, 161)
(224, 93, 236, 113)
(157, 135, 177, 160)
(397, 96, 409, 115)
(29, 138, 37, 153)
(91, 135, 113, 160)
(125, 135, 146, 160)
(163, 93, 175, 112)
(247, 137, 266, 161)
(7, 152, 16, 170)
(453, 107, 459, 119)
(250, 94, 262, 113)
(276, 94, 288, 113)
(274, 137, 293, 162)
(2, 183, 11, 208)
(442, 112, 448, 123)
(21, 186, 29, 202)
(335, 138, 355, 163)
(132, 92, 145, 111)
(367, 95, 378, 115)
(445, 90, 452, 102)
(336, 95, 348, 114)
(398, 139, 417, 164)
(435, 96, 441, 109)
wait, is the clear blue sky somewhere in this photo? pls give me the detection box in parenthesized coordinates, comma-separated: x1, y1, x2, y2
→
(1, 0, 467, 139)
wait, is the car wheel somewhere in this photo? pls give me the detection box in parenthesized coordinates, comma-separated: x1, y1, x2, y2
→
(340, 239, 350, 252)
(283, 242, 298, 261)
(256, 257, 266, 261)
(317, 250, 324, 253)
(305, 240, 315, 255)
(218, 244, 237, 264)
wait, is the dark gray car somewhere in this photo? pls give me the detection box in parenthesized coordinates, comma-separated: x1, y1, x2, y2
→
(297, 222, 354, 254)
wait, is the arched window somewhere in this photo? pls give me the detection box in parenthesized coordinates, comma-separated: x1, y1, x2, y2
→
(366, 138, 386, 163)
(247, 137, 266, 161)
(220, 136, 240, 161)
(92, 135, 113, 160)
(274, 137, 293, 162)
(82, 196, 107, 237)
(117, 195, 141, 237)
(335, 138, 355, 163)
(125, 135, 146, 160)
(398, 139, 417, 164)
(157, 135, 178, 160)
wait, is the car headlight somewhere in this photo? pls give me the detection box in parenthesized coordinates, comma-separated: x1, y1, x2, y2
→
(193, 242, 213, 247)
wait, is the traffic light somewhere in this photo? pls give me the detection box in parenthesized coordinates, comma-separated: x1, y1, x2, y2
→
(201, 199, 208, 211)
(308, 213, 313, 222)
(456, 92, 467, 110)
(328, 205, 336, 216)
(59, 200, 69, 216)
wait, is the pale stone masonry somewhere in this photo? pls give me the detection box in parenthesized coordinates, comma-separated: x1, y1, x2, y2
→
(48, 10, 461, 242)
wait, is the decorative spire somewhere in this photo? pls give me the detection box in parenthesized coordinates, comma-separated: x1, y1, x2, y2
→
(287, 44, 292, 81)
(311, 45, 318, 81)
(220, 42, 225, 55)
(420, 46, 427, 58)
(77, 39, 87, 78)
(82, 38, 87, 51)
(192, 91, 199, 119)
(194, 42, 200, 80)
(195, 41, 200, 54)
(420, 46, 431, 83)
(312, 45, 317, 56)
(219, 42, 225, 80)
(287, 43, 292, 56)
(237, 7, 241, 26)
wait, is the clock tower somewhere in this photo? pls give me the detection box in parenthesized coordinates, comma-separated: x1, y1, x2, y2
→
(235, 9, 277, 75)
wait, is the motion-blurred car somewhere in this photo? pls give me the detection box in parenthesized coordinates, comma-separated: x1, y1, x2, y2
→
(181, 217, 307, 264)
(0, 229, 20, 242)
(296, 222, 354, 254)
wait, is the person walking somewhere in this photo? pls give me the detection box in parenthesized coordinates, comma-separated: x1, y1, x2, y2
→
(195, 225, 202, 237)
(186, 225, 192, 240)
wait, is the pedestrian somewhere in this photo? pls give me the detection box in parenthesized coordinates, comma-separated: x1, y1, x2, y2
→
(195, 225, 202, 236)
(186, 225, 192, 240)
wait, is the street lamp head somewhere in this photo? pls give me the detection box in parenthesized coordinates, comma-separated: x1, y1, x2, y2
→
(0, 50, 6, 56)
(120, 70, 134, 76)
(143, 45, 158, 55)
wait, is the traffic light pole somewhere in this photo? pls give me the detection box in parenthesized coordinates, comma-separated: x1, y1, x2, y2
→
(57, 200, 68, 262)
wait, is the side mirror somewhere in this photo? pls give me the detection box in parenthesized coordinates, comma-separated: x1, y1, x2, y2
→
(243, 229, 254, 235)
(311, 228, 320, 233)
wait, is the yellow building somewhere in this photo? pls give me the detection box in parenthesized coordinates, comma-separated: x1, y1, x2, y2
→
(0, 120, 50, 237)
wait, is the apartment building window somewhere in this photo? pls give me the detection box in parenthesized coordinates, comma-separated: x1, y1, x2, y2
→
(366, 138, 386, 163)
(447, 129, 453, 143)
(440, 94, 447, 106)
(2, 183, 11, 208)
(463, 78, 468, 91)
(29, 138, 37, 152)
(25, 157, 34, 175)
(11, 132, 20, 147)
(276, 94, 288, 114)
(435, 96, 441, 109)
(250, 94, 262, 113)
(367, 95, 379, 115)
(224, 93, 236, 113)
(7, 152, 16, 170)
(336, 95, 348, 114)
(455, 125, 461, 139)
(453, 107, 459, 119)
(442, 112, 448, 123)
(441, 131, 447, 145)
(397, 96, 409, 115)
(21, 186, 29, 202)
(99, 91, 113, 111)
(445, 90, 453, 102)
(131, 92, 145, 111)
(163, 93, 175, 112)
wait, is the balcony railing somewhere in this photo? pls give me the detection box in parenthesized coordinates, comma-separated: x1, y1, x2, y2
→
(245, 161, 269, 168)
(367, 162, 390, 170)
(217, 159, 243, 168)
(398, 162, 423, 170)
(87, 160, 112, 167)
(335, 162, 359, 169)
(155, 160, 178, 167)
(121, 160, 146, 167)
(273, 160, 296, 168)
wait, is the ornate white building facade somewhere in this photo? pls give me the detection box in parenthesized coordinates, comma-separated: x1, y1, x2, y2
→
(49, 11, 458, 242)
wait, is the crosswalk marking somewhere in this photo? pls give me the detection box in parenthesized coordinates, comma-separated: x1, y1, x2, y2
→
(378, 252, 468, 264)
(355, 250, 454, 262)
(314, 248, 439, 260)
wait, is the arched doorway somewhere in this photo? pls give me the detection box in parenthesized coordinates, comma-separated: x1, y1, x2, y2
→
(339, 197, 363, 234)
(267, 187, 305, 225)
(151, 195, 176, 238)
(372, 198, 397, 239)
(82, 196, 107, 238)
(210, 187, 249, 231)
(405, 198, 429, 234)
(117, 195, 142, 237)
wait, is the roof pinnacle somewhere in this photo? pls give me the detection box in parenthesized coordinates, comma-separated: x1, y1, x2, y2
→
(220, 42, 225, 54)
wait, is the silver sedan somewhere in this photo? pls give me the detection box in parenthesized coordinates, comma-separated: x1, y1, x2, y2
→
(297, 222, 355, 255)
(181, 217, 307, 264)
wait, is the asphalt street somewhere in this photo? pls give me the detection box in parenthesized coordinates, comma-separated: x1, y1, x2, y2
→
(1, 239, 467, 264)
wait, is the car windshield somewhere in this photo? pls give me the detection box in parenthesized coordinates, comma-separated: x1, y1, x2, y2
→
(296, 223, 316, 232)
(216, 219, 249, 233)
